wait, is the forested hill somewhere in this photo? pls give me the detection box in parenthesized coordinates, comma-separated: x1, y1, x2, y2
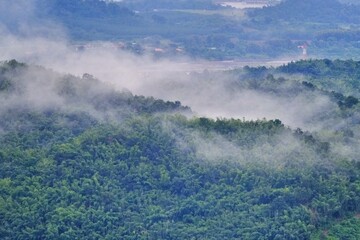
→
(34, 0, 139, 40)
(120, 0, 220, 11)
(33, 0, 228, 41)
(248, 0, 360, 23)
(0, 60, 189, 119)
(1, 60, 360, 239)
(276, 59, 360, 98)
(38, 0, 134, 19)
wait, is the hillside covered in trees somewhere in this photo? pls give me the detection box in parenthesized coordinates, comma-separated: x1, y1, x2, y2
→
(1, 60, 360, 239)
(2, 0, 360, 239)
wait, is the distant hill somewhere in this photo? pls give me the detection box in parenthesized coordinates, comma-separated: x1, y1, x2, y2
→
(248, 0, 360, 23)
(34, 0, 230, 41)
(35, 0, 141, 40)
(39, 0, 134, 18)
(120, 0, 220, 10)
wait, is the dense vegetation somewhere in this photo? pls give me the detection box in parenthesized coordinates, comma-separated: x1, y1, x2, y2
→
(277, 59, 360, 98)
(228, 59, 360, 141)
(2, 0, 360, 238)
(1, 60, 360, 239)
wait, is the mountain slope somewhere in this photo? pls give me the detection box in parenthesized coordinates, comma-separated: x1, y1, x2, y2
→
(1, 60, 360, 239)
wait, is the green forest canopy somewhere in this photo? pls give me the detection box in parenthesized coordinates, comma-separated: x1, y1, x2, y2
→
(1, 60, 360, 239)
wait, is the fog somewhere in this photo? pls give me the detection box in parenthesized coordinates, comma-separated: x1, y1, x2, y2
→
(138, 72, 338, 130)
(0, 29, 337, 130)
(1, 0, 359, 164)
(0, 0, 347, 131)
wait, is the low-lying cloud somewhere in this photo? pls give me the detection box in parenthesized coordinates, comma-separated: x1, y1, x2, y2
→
(0, 0, 346, 131)
(1, 0, 360, 164)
